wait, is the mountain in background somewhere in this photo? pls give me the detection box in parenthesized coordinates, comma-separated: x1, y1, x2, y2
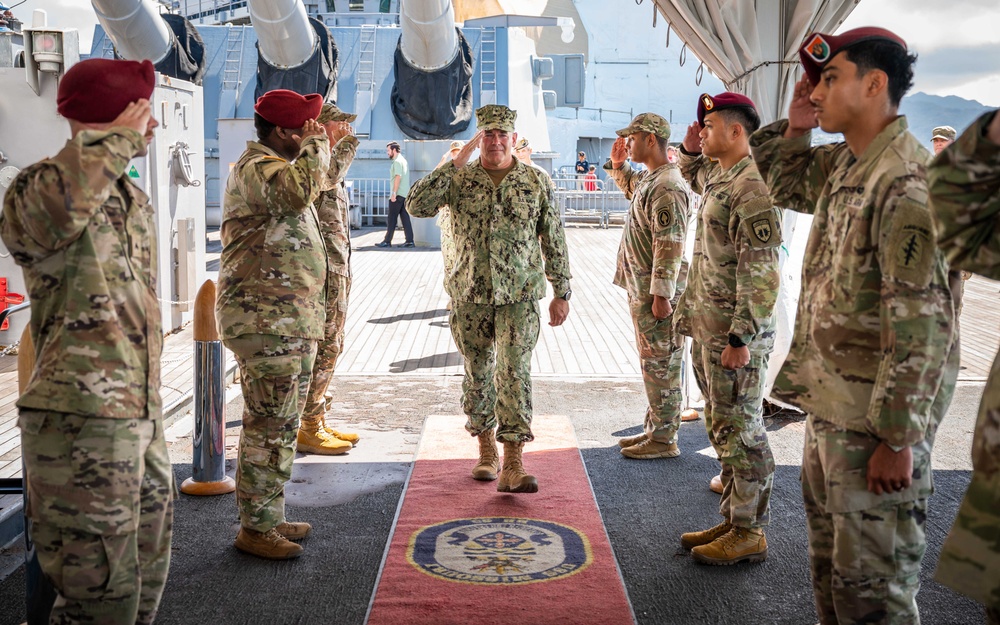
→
(813, 91, 992, 147)
(900, 91, 991, 144)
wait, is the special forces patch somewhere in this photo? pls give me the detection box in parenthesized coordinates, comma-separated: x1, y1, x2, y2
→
(656, 206, 673, 229)
(893, 224, 933, 285)
(751, 218, 772, 243)
(407, 517, 592, 585)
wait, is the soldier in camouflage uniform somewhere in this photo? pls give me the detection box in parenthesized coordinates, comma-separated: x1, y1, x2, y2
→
(0, 59, 172, 624)
(298, 103, 361, 455)
(749, 28, 959, 623)
(673, 92, 780, 565)
(930, 110, 1000, 624)
(408, 105, 572, 494)
(602, 113, 691, 460)
(217, 89, 330, 559)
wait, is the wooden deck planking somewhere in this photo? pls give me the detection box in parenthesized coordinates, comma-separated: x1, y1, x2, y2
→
(0, 225, 996, 480)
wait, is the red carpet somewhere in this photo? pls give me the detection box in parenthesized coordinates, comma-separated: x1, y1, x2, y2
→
(366, 415, 635, 625)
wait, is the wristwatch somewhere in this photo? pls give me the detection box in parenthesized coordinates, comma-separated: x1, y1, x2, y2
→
(558, 289, 572, 302)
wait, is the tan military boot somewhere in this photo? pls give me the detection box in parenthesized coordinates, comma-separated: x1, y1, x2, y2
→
(297, 417, 352, 455)
(709, 473, 724, 494)
(235, 528, 304, 560)
(621, 438, 680, 459)
(497, 441, 538, 493)
(275, 521, 312, 541)
(680, 520, 733, 550)
(472, 432, 500, 481)
(322, 422, 360, 445)
(691, 526, 767, 565)
(617, 432, 647, 448)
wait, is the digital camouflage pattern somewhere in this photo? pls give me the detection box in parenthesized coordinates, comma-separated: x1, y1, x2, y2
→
(438, 206, 457, 294)
(227, 334, 317, 532)
(407, 157, 571, 304)
(409, 157, 570, 443)
(1, 128, 171, 623)
(751, 116, 959, 622)
(929, 110, 1000, 610)
(303, 135, 358, 422)
(749, 117, 956, 447)
(216, 134, 331, 341)
(476, 104, 517, 132)
(674, 153, 782, 354)
(604, 161, 690, 442)
(449, 300, 540, 442)
(0, 129, 162, 419)
(20, 411, 173, 625)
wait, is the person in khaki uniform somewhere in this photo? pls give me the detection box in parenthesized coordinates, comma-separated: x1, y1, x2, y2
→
(217, 89, 330, 559)
(749, 28, 959, 623)
(298, 103, 361, 455)
(0, 59, 173, 624)
(673, 92, 780, 565)
(929, 110, 1000, 624)
(407, 105, 572, 494)
(603, 113, 691, 460)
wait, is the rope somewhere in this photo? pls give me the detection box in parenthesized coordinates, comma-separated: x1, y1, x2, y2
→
(726, 60, 799, 88)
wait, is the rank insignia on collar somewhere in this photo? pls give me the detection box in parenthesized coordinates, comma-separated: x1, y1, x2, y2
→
(805, 34, 830, 63)
(752, 218, 772, 243)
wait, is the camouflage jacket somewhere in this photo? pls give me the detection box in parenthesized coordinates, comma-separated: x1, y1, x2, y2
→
(674, 153, 781, 355)
(318, 135, 358, 278)
(603, 161, 690, 301)
(407, 158, 572, 305)
(216, 135, 331, 340)
(930, 110, 1000, 608)
(0, 129, 161, 419)
(750, 117, 955, 446)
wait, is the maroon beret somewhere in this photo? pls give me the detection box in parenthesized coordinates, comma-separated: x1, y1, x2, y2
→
(799, 27, 907, 84)
(697, 92, 757, 127)
(254, 89, 324, 129)
(56, 59, 156, 124)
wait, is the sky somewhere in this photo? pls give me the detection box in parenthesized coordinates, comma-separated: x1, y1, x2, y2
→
(839, 0, 1000, 106)
(8, 0, 1000, 107)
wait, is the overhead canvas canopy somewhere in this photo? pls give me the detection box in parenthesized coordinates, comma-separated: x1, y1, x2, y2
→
(646, 0, 862, 397)
(648, 0, 861, 123)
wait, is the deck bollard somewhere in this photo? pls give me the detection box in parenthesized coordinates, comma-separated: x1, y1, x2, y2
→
(180, 280, 236, 496)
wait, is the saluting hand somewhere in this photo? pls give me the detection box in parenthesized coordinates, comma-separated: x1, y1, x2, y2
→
(682, 122, 702, 154)
(110, 99, 154, 135)
(610, 137, 629, 168)
(325, 121, 354, 144)
(786, 75, 818, 136)
(451, 131, 482, 169)
(295, 118, 326, 143)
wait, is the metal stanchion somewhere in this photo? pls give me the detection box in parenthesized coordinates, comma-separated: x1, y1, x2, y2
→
(180, 280, 235, 496)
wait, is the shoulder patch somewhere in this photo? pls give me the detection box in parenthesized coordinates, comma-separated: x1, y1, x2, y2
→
(741, 209, 782, 249)
(887, 201, 936, 287)
(655, 205, 673, 229)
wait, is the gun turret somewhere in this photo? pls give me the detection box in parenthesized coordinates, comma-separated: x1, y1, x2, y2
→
(392, 0, 472, 139)
(92, 0, 205, 84)
(248, 0, 338, 102)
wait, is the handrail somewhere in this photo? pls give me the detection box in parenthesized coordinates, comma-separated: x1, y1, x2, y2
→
(0, 300, 29, 328)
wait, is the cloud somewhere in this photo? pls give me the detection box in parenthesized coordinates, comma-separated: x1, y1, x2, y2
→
(913, 43, 1000, 86)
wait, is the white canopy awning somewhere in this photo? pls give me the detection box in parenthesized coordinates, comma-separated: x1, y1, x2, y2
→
(649, 0, 860, 122)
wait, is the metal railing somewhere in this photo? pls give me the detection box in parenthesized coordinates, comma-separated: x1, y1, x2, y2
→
(348, 176, 630, 228)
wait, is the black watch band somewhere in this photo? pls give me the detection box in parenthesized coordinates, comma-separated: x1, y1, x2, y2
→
(727, 333, 746, 348)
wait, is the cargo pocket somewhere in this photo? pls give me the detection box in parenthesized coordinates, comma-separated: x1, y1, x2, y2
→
(240, 354, 305, 440)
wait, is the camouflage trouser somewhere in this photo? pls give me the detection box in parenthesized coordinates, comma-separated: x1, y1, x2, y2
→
(450, 299, 540, 443)
(802, 416, 940, 625)
(691, 342, 774, 528)
(18, 411, 173, 625)
(226, 334, 317, 532)
(627, 293, 682, 443)
(303, 273, 351, 423)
